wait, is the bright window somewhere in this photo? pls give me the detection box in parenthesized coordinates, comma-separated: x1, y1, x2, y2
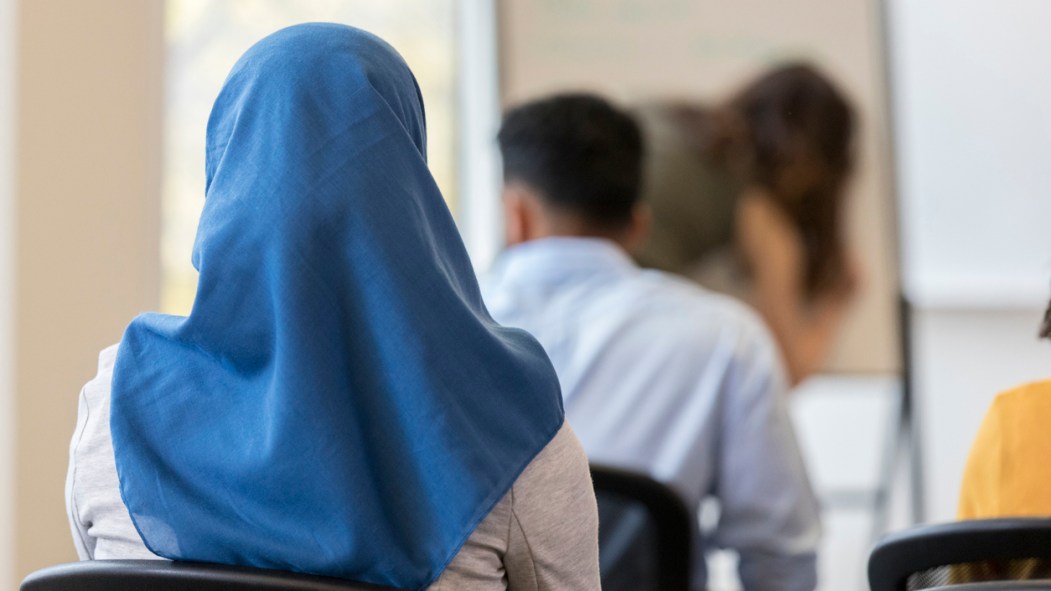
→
(163, 0, 458, 313)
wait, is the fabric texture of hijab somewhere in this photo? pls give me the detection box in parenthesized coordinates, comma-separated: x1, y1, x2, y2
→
(110, 23, 564, 590)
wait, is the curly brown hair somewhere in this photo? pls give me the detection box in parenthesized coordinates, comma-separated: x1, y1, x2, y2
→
(674, 63, 857, 298)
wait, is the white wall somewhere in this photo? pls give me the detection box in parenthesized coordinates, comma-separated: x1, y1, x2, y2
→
(456, 0, 503, 270)
(0, 0, 17, 585)
(888, 0, 1051, 309)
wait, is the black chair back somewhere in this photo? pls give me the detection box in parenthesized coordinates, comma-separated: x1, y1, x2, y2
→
(869, 518, 1051, 591)
(591, 464, 692, 591)
(20, 560, 401, 591)
(929, 580, 1051, 584)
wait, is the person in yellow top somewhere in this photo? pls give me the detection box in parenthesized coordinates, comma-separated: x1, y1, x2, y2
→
(955, 308, 1051, 582)
(960, 303, 1051, 518)
(959, 378, 1051, 519)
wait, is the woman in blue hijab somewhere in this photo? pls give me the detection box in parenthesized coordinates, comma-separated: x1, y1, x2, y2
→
(65, 24, 599, 591)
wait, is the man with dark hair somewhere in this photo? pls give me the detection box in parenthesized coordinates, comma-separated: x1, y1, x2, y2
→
(497, 93, 645, 236)
(482, 93, 821, 591)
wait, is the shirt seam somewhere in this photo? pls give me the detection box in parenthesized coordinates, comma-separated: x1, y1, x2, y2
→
(510, 484, 542, 591)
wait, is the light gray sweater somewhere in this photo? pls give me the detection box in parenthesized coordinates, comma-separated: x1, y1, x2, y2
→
(67, 344, 601, 591)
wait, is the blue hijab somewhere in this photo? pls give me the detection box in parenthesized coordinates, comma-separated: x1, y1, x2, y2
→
(110, 24, 564, 590)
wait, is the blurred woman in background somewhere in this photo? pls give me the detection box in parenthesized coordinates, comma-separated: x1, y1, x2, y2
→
(636, 64, 859, 385)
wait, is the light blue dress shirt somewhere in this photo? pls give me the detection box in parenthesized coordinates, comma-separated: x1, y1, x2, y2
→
(481, 237, 821, 591)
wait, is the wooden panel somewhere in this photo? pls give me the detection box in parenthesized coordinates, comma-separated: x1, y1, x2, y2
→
(14, 0, 163, 581)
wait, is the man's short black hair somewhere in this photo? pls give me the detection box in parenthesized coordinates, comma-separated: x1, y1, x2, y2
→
(497, 93, 644, 227)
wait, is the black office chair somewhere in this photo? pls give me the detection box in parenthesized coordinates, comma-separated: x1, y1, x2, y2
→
(20, 560, 401, 591)
(869, 518, 1051, 591)
(590, 464, 692, 591)
(924, 580, 1051, 584)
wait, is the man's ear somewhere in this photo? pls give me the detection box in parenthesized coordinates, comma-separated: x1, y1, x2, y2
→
(502, 183, 531, 247)
(623, 203, 651, 254)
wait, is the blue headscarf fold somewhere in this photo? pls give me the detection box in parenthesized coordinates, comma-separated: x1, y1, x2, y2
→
(110, 23, 564, 590)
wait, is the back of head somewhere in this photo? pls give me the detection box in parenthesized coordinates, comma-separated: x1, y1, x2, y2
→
(498, 93, 644, 228)
(716, 63, 857, 295)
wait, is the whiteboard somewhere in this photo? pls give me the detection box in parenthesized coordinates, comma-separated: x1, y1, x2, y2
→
(887, 0, 1051, 309)
(499, 0, 901, 373)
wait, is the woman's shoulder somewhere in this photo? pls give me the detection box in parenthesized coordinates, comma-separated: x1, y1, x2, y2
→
(505, 421, 601, 590)
(82, 343, 120, 405)
(976, 378, 1051, 450)
(95, 343, 120, 379)
(515, 421, 591, 495)
(989, 378, 1051, 415)
(429, 422, 600, 591)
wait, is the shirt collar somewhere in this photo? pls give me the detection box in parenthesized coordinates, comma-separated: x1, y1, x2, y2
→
(488, 237, 638, 286)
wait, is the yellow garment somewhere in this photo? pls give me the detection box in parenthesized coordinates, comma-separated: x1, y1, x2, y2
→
(959, 378, 1051, 519)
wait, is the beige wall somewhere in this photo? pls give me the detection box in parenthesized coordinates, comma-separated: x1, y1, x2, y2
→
(11, 0, 163, 584)
(498, 0, 900, 374)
